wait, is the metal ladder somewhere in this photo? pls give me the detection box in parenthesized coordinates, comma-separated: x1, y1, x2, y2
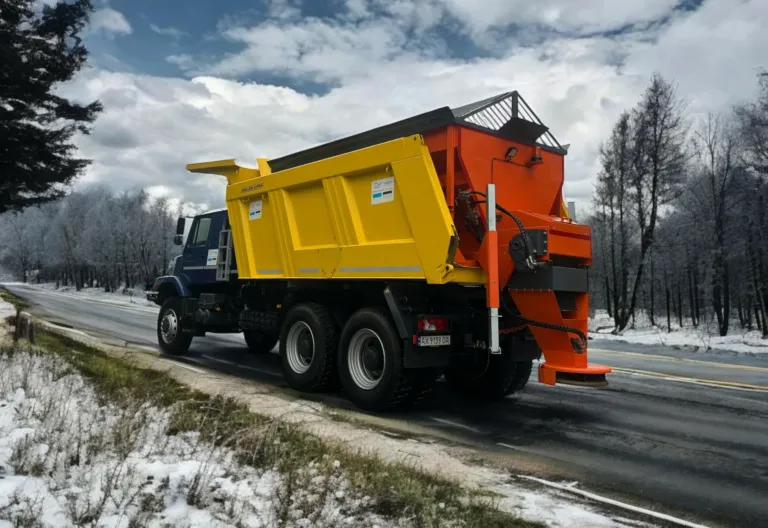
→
(216, 219, 233, 282)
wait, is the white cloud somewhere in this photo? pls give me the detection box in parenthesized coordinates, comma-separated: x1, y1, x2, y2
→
(205, 16, 439, 83)
(439, 0, 680, 34)
(344, 0, 371, 20)
(166, 54, 195, 70)
(621, 0, 768, 114)
(150, 24, 189, 40)
(266, 0, 302, 20)
(57, 0, 768, 215)
(90, 8, 132, 37)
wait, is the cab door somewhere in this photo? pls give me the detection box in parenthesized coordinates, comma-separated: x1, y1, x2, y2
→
(180, 214, 220, 285)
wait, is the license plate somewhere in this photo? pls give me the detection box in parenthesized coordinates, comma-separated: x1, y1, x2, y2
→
(417, 335, 451, 347)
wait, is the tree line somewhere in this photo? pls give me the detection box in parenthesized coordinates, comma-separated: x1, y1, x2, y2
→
(0, 187, 182, 292)
(586, 71, 768, 338)
(1, 2, 189, 293)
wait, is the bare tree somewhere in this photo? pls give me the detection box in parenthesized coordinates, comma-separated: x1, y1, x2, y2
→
(686, 113, 743, 335)
(734, 70, 768, 337)
(734, 70, 768, 176)
(594, 111, 633, 330)
(0, 186, 182, 291)
(593, 74, 689, 332)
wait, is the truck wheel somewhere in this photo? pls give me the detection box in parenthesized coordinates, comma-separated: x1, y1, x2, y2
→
(278, 303, 338, 393)
(338, 308, 425, 412)
(444, 354, 532, 401)
(508, 359, 533, 394)
(157, 297, 193, 355)
(244, 330, 278, 354)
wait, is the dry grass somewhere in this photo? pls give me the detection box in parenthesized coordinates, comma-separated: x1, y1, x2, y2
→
(28, 331, 536, 527)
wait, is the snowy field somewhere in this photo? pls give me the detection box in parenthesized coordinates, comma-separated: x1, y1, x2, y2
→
(0, 300, 15, 322)
(0, 347, 404, 528)
(589, 310, 768, 355)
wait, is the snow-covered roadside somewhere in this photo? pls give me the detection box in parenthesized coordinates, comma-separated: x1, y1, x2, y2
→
(589, 310, 768, 355)
(0, 347, 402, 528)
(0, 299, 659, 528)
(0, 299, 15, 322)
(1, 282, 157, 311)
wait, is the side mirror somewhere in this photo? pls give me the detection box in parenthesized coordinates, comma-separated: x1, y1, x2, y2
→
(174, 217, 186, 246)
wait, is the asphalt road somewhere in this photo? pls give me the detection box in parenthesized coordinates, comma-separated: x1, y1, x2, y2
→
(5, 284, 768, 528)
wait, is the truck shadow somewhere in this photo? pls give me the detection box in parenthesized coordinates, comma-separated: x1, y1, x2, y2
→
(169, 340, 598, 446)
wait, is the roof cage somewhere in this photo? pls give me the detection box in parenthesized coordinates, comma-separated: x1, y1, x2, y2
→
(450, 91, 564, 152)
(268, 91, 567, 173)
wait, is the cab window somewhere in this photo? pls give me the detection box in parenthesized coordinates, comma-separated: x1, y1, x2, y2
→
(189, 217, 211, 247)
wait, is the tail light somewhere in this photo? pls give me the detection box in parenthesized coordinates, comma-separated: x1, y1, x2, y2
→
(417, 316, 449, 332)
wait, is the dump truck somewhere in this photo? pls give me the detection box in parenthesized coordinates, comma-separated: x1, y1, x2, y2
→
(147, 91, 611, 411)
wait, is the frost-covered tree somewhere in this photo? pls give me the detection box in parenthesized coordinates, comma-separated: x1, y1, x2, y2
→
(0, 188, 181, 290)
(592, 73, 689, 332)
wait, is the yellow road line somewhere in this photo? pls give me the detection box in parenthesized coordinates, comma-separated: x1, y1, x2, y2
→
(590, 348, 768, 373)
(610, 366, 768, 392)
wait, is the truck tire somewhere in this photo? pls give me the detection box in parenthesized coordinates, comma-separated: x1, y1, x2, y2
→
(278, 303, 338, 393)
(338, 308, 429, 412)
(508, 359, 533, 394)
(444, 354, 532, 401)
(157, 297, 193, 355)
(244, 330, 278, 355)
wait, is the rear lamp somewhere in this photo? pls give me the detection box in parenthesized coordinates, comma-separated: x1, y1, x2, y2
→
(417, 316, 449, 332)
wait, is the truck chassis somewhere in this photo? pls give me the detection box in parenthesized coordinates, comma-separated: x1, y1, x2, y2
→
(152, 273, 540, 411)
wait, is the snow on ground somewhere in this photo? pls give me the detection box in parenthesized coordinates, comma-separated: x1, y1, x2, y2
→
(0, 300, 14, 322)
(0, 300, 656, 528)
(0, 345, 403, 528)
(589, 310, 768, 355)
(1, 282, 158, 310)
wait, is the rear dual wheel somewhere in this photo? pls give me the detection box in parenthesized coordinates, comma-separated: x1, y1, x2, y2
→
(278, 303, 338, 393)
(338, 308, 438, 412)
(278, 304, 437, 411)
(444, 352, 532, 401)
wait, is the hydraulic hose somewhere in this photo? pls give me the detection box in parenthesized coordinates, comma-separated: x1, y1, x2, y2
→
(458, 190, 588, 351)
(501, 294, 588, 352)
(459, 190, 539, 271)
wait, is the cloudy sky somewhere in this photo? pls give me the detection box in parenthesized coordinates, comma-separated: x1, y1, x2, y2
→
(61, 0, 767, 215)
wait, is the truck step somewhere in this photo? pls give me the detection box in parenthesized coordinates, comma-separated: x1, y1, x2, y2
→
(216, 227, 233, 282)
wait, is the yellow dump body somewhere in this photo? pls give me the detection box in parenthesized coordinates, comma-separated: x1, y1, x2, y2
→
(188, 134, 485, 286)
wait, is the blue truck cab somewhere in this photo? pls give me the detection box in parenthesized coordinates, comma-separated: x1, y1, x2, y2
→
(147, 209, 278, 356)
(160, 208, 232, 294)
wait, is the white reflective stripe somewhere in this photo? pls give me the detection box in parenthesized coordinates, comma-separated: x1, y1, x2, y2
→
(257, 269, 283, 274)
(487, 183, 496, 232)
(339, 266, 421, 272)
(298, 268, 322, 273)
(489, 307, 501, 354)
(487, 183, 499, 354)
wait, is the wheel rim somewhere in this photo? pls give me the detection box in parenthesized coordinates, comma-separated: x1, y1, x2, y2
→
(286, 321, 314, 374)
(348, 328, 386, 390)
(160, 309, 178, 344)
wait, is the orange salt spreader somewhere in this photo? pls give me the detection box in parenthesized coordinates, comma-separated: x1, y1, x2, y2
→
(366, 91, 612, 388)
